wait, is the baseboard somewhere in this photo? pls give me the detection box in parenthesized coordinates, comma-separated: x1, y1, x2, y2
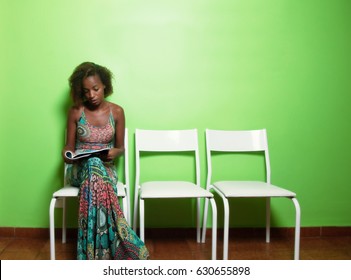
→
(1, 226, 351, 239)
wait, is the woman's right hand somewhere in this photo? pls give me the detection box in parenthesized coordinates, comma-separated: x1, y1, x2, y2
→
(62, 148, 74, 164)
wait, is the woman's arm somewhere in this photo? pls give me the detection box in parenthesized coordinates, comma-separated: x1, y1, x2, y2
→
(106, 103, 125, 161)
(62, 107, 80, 163)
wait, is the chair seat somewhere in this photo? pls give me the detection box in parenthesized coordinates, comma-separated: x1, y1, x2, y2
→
(213, 181, 296, 198)
(53, 185, 79, 198)
(116, 182, 126, 197)
(140, 181, 213, 198)
(53, 183, 126, 198)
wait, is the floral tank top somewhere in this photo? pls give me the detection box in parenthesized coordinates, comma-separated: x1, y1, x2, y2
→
(75, 109, 115, 153)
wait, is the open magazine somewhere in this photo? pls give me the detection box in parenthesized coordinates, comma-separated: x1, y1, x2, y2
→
(64, 148, 110, 161)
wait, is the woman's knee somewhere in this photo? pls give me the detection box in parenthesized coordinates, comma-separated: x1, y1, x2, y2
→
(86, 157, 104, 167)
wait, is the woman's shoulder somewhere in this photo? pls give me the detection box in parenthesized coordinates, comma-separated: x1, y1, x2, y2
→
(107, 102, 125, 123)
(108, 102, 124, 115)
(67, 105, 84, 120)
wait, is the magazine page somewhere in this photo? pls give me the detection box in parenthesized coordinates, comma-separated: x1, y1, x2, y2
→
(65, 148, 110, 160)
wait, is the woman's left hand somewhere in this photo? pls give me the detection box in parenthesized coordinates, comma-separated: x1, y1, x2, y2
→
(105, 147, 123, 161)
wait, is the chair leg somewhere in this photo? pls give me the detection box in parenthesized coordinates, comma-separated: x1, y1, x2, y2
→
(49, 198, 57, 260)
(201, 197, 209, 243)
(140, 198, 145, 242)
(133, 188, 139, 232)
(122, 196, 129, 224)
(222, 196, 230, 260)
(266, 197, 270, 243)
(62, 198, 66, 244)
(209, 197, 217, 260)
(126, 187, 131, 226)
(196, 198, 201, 243)
(211, 189, 229, 260)
(292, 197, 301, 260)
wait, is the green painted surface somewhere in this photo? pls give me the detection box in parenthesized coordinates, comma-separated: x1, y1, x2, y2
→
(0, 1, 350, 228)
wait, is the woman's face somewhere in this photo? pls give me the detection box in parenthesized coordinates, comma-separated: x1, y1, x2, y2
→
(82, 74, 105, 107)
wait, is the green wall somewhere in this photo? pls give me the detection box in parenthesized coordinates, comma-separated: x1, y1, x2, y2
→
(1, 0, 350, 229)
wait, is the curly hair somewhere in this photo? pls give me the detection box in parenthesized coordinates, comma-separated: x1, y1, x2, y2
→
(68, 62, 114, 105)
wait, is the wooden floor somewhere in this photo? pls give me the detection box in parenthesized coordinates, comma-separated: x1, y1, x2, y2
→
(1, 230, 350, 260)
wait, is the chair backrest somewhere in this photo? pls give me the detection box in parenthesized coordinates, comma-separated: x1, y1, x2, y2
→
(123, 128, 130, 189)
(205, 129, 271, 184)
(135, 129, 200, 185)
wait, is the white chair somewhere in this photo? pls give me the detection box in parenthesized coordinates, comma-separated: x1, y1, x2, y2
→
(133, 129, 217, 260)
(49, 128, 130, 260)
(202, 129, 301, 260)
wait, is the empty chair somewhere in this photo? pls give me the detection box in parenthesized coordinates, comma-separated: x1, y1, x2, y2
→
(133, 129, 217, 260)
(49, 128, 130, 260)
(202, 129, 301, 260)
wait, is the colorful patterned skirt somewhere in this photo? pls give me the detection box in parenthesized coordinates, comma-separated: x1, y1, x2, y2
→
(67, 157, 149, 260)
